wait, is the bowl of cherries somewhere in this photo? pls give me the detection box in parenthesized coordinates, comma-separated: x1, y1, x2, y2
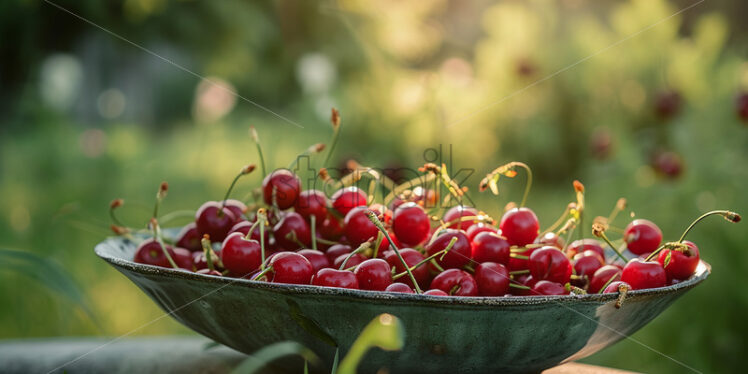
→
(96, 129, 740, 374)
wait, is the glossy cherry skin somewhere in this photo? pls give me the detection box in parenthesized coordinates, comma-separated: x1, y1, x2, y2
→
(262, 169, 301, 210)
(228, 220, 270, 244)
(195, 201, 238, 242)
(391, 202, 431, 246)
(273, 212, 311, 250)
(297, 249, 331, 273)
(343, 206, 379, 247)
(508, 246, 539, 271)
(385, 282, 415, 294)
(269, 252, 313, 284)
(220, 232, 262, 276)
(510, 274, 538, 296)
(531, 280, 568, 296)
(426, 229, 472, 269)
(624, 219, 663, 255)
(621, 258, 667, 290)
(572, 251, 605, 287)
(443, 205, 479, 231)
(319, 215, 344, 240)
(424, 289, 449, 296)
(471, 232, 511, 265)
(474, 262, 510, 296)
(176, 223, 202, 251)
(294, 190, 328, 222)
(331, 187, 368, 217)
(589, 265, 622, 294)
(499, 207, 540, 246)
(354, 259, 393, 291)
(325, 244, 352, 263)
(223, 199, 247, 221)
(383, 248, 430, 289)
(430, 269, 478, 296)
(134, 239, 191, 269)
(466, 223, 498, 243)
(656, 240, 700, 281)
(312, 268, 359, 289)
(603, 281, 632, 294)
(193, 250, 222, 271)
(565, 239, 605, 260)
(528, 246, 572, 284)
(535, 232, 565, 249)
(334, 253, 367, 269)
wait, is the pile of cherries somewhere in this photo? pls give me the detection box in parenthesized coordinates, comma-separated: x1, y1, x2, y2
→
(117, 163, 740, 299)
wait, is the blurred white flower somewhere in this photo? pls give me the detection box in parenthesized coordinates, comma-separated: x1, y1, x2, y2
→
(193, 77, 237, 123)
(296, 53, 337, 94)
(39, 54, 83, 111)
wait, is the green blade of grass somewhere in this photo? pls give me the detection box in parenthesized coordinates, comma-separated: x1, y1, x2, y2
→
(231, 341, 319, 374)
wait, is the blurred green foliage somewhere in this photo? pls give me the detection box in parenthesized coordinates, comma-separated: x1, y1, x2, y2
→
(1, 0, 747, 373)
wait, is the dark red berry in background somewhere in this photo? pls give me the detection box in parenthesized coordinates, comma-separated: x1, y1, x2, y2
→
(528, 246, 572, 284)
(535, 232, 565, 250)
(195, 201, 238, 242)
(392, 202, 431, 246)
(431, 269, 478, 296)
(654, 90, 682, 120)
(532, 280, 568, 296)
(295, 190, 328, 222)
(499, 207, 540, 246)
(172, 247, 195, 270)
(319, 215, 344, 240)
(737, 92, 748, 121)
(334, 253, 367, 269)
(344, 206, 379, 247)
(474, 262, 510, 296)
(471, 232, 510, 265)
(466, 223, 498, 243)
(589, 265, 622, 294)
(621, 258, 667, 290)
(385, 283, 414, 294)
(624, 219, 662, 255)
(657, 241, 700, 281)
(176, 223, 202, 251)
(443, 205, 479, 231)
(590, 127, 613, 160)
(273, 212, 311, 250)
(223, 199, 247, 221)
(312, 268, 359, 289)
(354, 259, 393, 291)
(424, 289, 449, 296)
(262, 169, 301, 210)
(228, 220, 270, 244)
(221, 232, 262, 276)
(426, 229, 472, 269)
(331, 187, 368, 217)
(652, 150, 684, 179)
(269, 252, 313, 284)
(383, 248, 430, 289)
(603, 281, 631, 294)
(325, 244, 352, 263)
(566, 239, 605, 260)
(297, 249, 331, 273)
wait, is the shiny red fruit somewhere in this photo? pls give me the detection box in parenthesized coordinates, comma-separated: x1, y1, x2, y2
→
(424, 289, 449, 296)
(294, 190, 328, 222)
(319, 215, 344, 240)
(466, 223, 498, 243)
(195, 201, 238, 242)
(228, 220, 270, 244)
(392, 202, 431, 246)
(528, 246, 572, 284)
(566, 239, 605, 259)
(589, 265, 622, 294)
(331, 187, 368, 217)
(652, 151, 684, 179)
(430, 269, 478, 296)
(621, 258, 667, 290)
(623, 219, 662, 255)
(192, 251, 222, 271)
(262, 169, 301, 210)
(426, 229, 472, 269)
(269, 252, 313, 284)
(443, 205, 479, 231)
(531, 280, 568, 296)
(499, 208, 540, 246)
(508, 246, 539, 271)
(176, 223, 202, 251)
(385, 283, 414, 293)
(354, 259, 393, 291)
(535, 232, 565, 249)
(383, 248, 430, 289)
(325, 244, 352, 263)
(471, 232, 511, 265)
(273, 212, 311, 250)
(603, 281, 631, 294)
(297, 249, 331, 273)
(223, 199, 247, 221)
(221, 232, 262, 276)
(312, 268, 359, 289)
(134, 239, 191, 270)
(334, 253, 367, 269)
(343, 206, 379, 247)
(656, 240, 699, 281)
(572, 251, 605, 285)
(474, 262, 510, 296)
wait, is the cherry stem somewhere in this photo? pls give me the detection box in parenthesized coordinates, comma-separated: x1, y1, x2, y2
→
(252, 265, 273, 281)
(109, 199, 127, 227)
(315, 237, 339, 245)
(372, 231, 383, 259)
(509, 283, 531, 290)
(322, 108, 341, 168)
(257, 209, 267, 271)
(514, 162, 532, 207)
(365, 210, 422, 293)
(201, 235, 215, 272)
(158, 210, 196, 225)
(383, 173, 438, 206)
(597, 231, 629, 263)
(339, 242, 371, 270)
(429, 259, 445, 272)
(310, 215, 317, 251)
(391, 237, 457, 281)
(509, 269, 530, 275)
(509, 254, 529, 260)
(541, 204, 572, 235)
(250, 127, 266, 178)
(607, 198, 627, 227)
(151, 218, 178, 269)
(677, 210, 741, 243)
(244, 219, 261, 241)
(152, 182, 168, 220)
(597, 273, 619, 294)
(221, 165, 255, 213)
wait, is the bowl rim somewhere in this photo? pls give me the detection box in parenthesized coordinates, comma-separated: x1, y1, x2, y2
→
(95, 235, 710, 307)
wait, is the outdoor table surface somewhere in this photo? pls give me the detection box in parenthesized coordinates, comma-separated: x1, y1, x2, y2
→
(0, 336, 636, 373)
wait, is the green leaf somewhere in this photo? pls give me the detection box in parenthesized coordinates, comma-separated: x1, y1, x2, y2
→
(330, 348, 339, 374)
(287, 300, 338, 347)
(336, 314, 405, 374)
(0, 248, 98, 327)
(231, 341, 319, 374)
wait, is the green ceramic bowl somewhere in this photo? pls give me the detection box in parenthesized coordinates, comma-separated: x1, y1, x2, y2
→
(96, 232, 709, 374)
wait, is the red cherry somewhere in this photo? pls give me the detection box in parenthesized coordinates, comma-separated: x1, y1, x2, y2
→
(507, 246, 539, 271)
(590, 127, 613, 160)
(392, 202, 431, 246)
(294, 190, 328, 222)
(334, 253, 367, 269)
(443, 205, 479, 231)
(319, 215, 344, 240)
(195, 201, 238, 242)
(652, 151, 684, 179)
(273, 212, 311, 250)
(656, 241, 700, 281)
(343, 206, 379, 247)
(621, 258, 667, 290)
(228, 220, 270, 244)
(354, 259, 393, 291)
(134, 239, 180, 268)
(262, 169, 301, 210)
(297, 249, 331, 273)
(383, 248, 430, 289)
(623, 219, 662, 255)
(171, 247, 195, 270)
(426, 229, 472, 269)
(430, 269, 478, 296)
(589, 265, 622, 294)
(220, 232, 262, 276)
(566, 239, 605, 260)
(385, 283, 414, 294)
(572, 251, 605, 286)
(737, 92, 748, 121)
(424, 289, 449, 296)
(531, 280, 568, 296)
(466, 223, 498, 243)
(499, 207, 540, 246)
(510, 274, 537, 296)
(535, 232, 565, 249)
(528, 246, 572, 284)
(603, 281, 631, 294)
(331, 187, 367, 217)
(325, 244, 352, 263)
(269, 252, 313, 284)
(196, 269, 222, 276)
(654, 90, 682, 120)
(474, 262, 510, 296)
(312, 268, 359, 289)
(192, 251, 222, 271)
(223, 199, 247, 221)
(471, 232, 511, 265)
(176, 223, 202, 251)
